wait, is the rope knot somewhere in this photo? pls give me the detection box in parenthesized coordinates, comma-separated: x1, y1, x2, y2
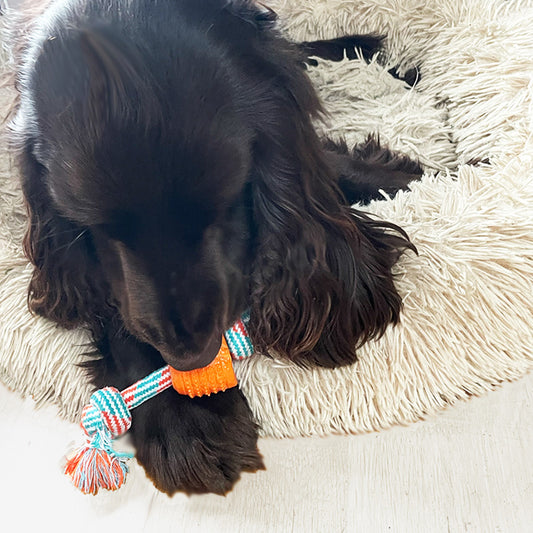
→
(81, 387, 132, 438)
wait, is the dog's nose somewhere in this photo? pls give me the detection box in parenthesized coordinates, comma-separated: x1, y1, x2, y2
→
(135, 318, 221, 371)
(160, 332, 222, 371)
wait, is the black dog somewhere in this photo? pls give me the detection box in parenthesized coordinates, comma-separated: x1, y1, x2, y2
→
(9, 0, 421, 494)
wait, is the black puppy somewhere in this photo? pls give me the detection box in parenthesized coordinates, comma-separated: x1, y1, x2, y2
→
(9, 0, 421, 494)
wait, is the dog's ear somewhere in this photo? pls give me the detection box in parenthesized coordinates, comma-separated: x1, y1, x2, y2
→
(248, 114, 415, 367)
(18, 140, 108, 329)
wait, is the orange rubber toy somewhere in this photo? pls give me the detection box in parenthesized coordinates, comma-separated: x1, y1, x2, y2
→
(169, 336, 238, 397)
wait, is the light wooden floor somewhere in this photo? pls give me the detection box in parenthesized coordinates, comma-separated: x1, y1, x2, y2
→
(1, 373, 532, 532)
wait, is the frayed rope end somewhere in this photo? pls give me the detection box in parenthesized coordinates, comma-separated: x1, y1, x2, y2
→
(65, 386, 134, 495)
(64, 433, 132, 495)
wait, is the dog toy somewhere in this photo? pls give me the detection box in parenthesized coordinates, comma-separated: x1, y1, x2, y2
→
(170, 336, 237, 396)
(64, 312, 253, 495)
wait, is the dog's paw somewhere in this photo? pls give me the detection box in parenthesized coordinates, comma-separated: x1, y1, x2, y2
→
(130, 387, 264, 495)
(302, 35, 384, 64)
(329, 135, 424, 205)
(351, 135, 424, 177)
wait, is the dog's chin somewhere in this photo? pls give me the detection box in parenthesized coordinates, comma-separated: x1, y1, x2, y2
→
(162, 334, 222, 372)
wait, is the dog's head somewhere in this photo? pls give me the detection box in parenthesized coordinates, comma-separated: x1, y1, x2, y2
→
(20, 22, 259, 370)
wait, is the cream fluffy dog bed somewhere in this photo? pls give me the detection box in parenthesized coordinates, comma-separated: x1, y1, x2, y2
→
(0, 0, 532, 438)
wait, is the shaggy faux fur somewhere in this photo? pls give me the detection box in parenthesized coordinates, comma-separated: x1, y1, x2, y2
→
(1, 0, 532, 438)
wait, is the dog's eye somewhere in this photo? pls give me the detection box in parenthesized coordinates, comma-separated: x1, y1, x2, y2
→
(100, 212, 139, 243)
(175, 203, 217, 243)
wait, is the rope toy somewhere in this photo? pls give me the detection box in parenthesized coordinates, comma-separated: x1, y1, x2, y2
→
(64, 312, 253, 495)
